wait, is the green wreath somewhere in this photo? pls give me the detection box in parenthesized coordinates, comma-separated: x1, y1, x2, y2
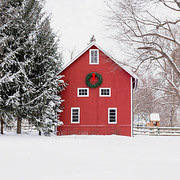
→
(86, 72, 103, 88)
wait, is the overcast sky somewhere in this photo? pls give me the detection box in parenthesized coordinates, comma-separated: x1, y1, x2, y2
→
(44, 0, 119, 64)
(44, 0, 180, 66)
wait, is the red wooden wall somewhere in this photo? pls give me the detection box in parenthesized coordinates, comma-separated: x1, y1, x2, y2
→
(57, 45, 132, 136)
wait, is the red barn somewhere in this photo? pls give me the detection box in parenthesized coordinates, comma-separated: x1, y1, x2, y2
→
(58, 43, 137, 136)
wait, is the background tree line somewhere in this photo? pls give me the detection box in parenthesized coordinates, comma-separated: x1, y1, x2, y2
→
(106, 0, 180, 126)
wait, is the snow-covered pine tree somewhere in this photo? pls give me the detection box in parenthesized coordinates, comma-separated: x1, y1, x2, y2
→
(0, 0, 29, 134)
(26, 13, 64, 136)
(0, 0, 10, 134)
(0, 0, 64, 135)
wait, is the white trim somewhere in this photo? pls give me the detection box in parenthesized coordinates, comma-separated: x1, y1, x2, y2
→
(60, 42, 138, 82)
(77, 88, 89, 97)
(89, 49, 99, 64)
(99, 88, 111, 97)
(108, 108, 117, 124)
(130, 77, 133, 137)
(71, 107, 80, 124)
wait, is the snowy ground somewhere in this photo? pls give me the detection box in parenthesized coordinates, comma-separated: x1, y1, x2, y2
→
(1, 133, 180, 180)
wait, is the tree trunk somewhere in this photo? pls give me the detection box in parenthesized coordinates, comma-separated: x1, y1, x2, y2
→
(17, 118, 21, 134)
(1, 118, 3, 135)
(39, 130, 41, 136)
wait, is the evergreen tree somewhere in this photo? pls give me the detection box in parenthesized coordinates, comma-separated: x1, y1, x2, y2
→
(0, 0, 64, 135)
(0, 0, 27, 133)
(27, 14, 64, 136)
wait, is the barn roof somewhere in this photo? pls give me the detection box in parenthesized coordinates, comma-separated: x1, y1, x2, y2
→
(61, 42, 138, 88)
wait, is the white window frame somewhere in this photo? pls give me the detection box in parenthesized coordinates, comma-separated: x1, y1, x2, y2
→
(71, 107, 80, 124)
(99, 88, 111, 97)
(108, 108, 117, 124)
(89, 49, 99, 64)
(77, 88, 89, 97)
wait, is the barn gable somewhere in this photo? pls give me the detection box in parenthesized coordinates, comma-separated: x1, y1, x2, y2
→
(61, 42, 138, 89)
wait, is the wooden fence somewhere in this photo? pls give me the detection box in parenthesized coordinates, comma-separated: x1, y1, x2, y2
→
(2, 125, 37, 133)
(133, 126, 180, 136)
(0, 125, 57, 134)
(2, 124, 180, 136)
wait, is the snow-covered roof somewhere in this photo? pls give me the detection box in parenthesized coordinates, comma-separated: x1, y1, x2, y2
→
(150, 113, 160, 121)
(61, 42, 138, 81)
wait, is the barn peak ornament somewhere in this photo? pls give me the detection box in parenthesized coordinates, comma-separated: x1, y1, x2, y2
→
(86, 72, 103, 88)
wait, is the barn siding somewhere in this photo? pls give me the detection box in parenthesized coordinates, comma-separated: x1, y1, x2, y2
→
(58, 45, 132, 136)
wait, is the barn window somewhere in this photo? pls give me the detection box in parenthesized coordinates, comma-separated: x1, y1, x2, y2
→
(108, 108, 117, 124)
(71, 108, 80, 123)
(89, 49, 99, 64)
(78, 88, 89, 97)
(100, 88, 111, 97)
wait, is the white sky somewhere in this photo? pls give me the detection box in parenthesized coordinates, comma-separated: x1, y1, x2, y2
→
(44, 0, 119, 64)
(44, 0, 179, 66)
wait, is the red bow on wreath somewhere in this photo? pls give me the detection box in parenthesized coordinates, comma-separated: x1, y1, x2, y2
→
(92, 73, 96, 81)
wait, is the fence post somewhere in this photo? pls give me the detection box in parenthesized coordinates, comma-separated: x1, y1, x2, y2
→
(158, 127, 160, 135)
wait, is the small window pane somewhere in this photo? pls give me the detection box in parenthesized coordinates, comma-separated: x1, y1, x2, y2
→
(78, 88, 89, 97)
(73, 112, 78, 116)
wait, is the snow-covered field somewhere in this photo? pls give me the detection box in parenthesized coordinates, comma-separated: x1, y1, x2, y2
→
(1, 133, 180, 180)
